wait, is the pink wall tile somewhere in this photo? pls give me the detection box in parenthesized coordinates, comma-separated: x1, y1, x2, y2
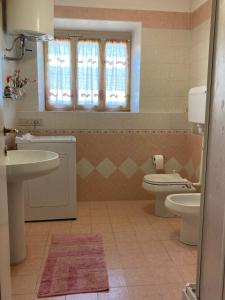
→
(30, 130, 202, 202)
(76, 133, 189, 167)
(54, 6, 190, 30)
(55, 1, 211, 30)
(77, 170, 151, 202)
(190, 0, 212, 29)
(76, 132, 202, 201)
(187, 134, 203, 169)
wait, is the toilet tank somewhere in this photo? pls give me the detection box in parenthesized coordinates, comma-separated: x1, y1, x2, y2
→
(188, 86, 207, 124)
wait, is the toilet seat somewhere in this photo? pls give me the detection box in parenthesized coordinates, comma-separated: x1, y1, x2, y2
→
(142, 173, 196, 218)
(143, 173, 191, 186)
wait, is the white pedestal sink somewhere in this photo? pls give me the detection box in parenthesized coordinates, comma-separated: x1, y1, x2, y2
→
(6, 150, 60, 264)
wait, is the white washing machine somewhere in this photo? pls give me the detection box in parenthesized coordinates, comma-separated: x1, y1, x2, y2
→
(16, 135, 77, 221)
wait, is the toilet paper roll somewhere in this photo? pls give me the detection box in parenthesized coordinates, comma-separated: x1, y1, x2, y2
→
(152, 155, 164, 171)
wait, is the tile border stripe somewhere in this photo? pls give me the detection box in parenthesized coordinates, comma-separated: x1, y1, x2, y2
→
(55, 0, 211, 30)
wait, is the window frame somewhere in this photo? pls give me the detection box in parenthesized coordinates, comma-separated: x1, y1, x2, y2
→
(44, 38, 75, 111)
(44, 31, 131, 112)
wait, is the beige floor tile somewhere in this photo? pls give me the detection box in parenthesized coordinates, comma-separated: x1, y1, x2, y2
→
(168, 250, 197, 266)
(120, 254, 147, 269)
(151, 263, 184, 285)
(108, 269, 127, 288)
(128, 286, 161, 300)
(144, 252, 172, 266)
(113, 231, 138, 244)
(116, 241, 141, 256)
(128, 216, 151, 225)
(91, 215, 111, 224)
(49, 221, 72, 234)
(28, 222, 50, 236)
(66, 293, 97, 299)
(91, 209, 109, 218)
(136, 229, 159, 242)
(10, 200, 196, 300)
(191, 250, 198, 263)
(35, 297, 66, 300)
(98, 287, 130, 300)
(106, 255, 122, 270)
(71, 224, 92, 234)
(124, 267, 153, 286)
(100, 232, 115, 245)
(155, 228, 180, 241)
(167, 218, 181, 230)
(73, 216, 91, 224)
(112, 223, 135, 233)
(27, 245, 47, 259)
(103, 242, 118, 252)
(147, 215, 169, 225)
(107, 205, 128, 217)
(177, 263, 197, 282)
(11, 258, 42, 276)
(92, 223, 113, 234)
(11, 275, 38, 295)
(110, 215, 130, 224)
(77, 205, 91, 217)
(162, 240, 194, 255)
(158, 283, 185, 300)
(26, 234, 49, 247)
(140, 240, 168, 255)
(132, 224, 153, 232)
(12, 294, 34, 300)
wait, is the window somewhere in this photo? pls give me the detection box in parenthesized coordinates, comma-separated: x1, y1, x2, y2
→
(45, 35, 130, 111)
(77, 40, 100, 108)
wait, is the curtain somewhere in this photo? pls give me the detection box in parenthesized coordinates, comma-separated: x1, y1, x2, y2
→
(104, 40, 129, 108)
(46, 39, 72, 108)
(77, 40, 100, 107)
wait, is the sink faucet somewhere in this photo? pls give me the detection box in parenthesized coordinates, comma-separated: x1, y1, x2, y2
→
(3, 127, 19, 156)
(3, 127, 19, 136)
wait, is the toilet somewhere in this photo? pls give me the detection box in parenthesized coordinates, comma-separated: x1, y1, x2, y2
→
(165, 193, 201, 245)
(142, 86, 206, 218)
(142, 173, 196, 217)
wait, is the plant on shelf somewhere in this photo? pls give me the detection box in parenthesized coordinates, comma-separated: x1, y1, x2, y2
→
(4, 70, 36, 100)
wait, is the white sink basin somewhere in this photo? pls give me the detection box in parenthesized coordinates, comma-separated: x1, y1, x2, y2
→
(6, 150, 60, 264)
(7, 150, 59, 182)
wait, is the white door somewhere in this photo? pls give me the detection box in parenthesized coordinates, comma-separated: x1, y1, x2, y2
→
(0, 1, 12, 299)
(196, 0, 225, 299)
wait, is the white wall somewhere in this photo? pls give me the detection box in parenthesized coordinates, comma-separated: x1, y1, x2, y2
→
(2, 37, 17, 128)
(130, 24, 141, 112)
(189, 20, 210, 87)
(14, 0, 211, 131)
(15, 26, 191, 115)
(140, 28, 190, 113)
(191, 0, 207, 11)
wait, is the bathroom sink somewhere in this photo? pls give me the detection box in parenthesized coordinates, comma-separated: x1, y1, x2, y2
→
(7, 150, 59, 182)
(6, 150, 60, 265)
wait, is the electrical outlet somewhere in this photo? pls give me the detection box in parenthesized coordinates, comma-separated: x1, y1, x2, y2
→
(17, 118, 43, 127)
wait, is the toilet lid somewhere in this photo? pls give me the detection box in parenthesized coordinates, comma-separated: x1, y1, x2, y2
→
(144, 173, 190, 185)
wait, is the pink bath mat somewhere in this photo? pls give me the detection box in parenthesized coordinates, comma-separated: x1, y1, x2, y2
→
(37, 234, 109, 298)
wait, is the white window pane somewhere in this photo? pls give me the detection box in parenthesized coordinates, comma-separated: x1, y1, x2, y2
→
(105, 41, 129, 108)
(47, 40, 72, 107)
(77, 40, 100, 107)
